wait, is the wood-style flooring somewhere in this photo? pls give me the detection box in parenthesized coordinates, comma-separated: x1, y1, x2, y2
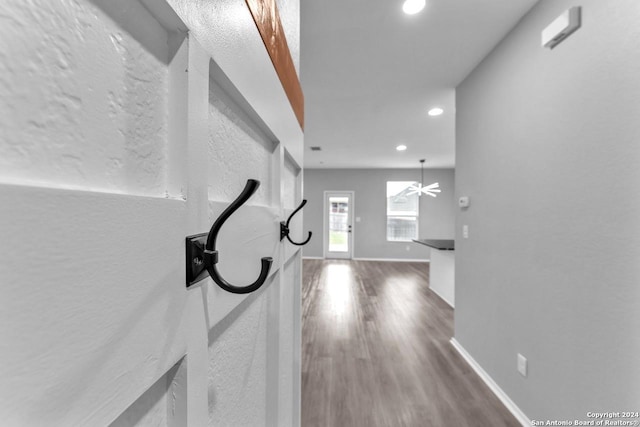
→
(301, 259, 519, 427)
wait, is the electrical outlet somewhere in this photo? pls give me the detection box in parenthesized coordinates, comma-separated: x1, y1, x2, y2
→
(462, 225, 469, 239)
(517, 353, 528, 377)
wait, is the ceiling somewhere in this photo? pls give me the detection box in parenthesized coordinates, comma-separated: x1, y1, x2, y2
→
(300, 0, 538, 169)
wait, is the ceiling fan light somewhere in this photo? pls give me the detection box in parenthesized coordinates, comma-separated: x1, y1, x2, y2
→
(413, 159, 440, 197)
(403, 0, 426, 15)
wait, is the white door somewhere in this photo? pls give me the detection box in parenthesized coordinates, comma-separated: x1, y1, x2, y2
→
(324, 191, 354, 259)
(0, 0, 303, 426)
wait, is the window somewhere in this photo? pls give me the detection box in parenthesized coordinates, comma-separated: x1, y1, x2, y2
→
(386, 181, 419, 241)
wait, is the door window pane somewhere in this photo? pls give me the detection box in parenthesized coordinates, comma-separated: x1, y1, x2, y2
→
(329, 196, 349, 252)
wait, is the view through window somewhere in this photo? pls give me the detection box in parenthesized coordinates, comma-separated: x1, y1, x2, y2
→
(386, 181, 419, 241)
(328, 196, 349, 252)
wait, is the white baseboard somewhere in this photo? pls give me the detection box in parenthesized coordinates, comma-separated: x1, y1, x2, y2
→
(302, 257, 429, 263)
(450, 338, 531, 427)
(429, 285, 454, 308)
(352, 257, 429, 263)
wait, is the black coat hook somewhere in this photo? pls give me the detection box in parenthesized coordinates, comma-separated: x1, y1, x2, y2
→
(185, 179, 273, 293)
(280, 199, 312, 246)
(205, 179, 273, 294)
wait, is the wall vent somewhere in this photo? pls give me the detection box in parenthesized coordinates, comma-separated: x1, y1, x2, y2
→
(310, 146, 322, 151)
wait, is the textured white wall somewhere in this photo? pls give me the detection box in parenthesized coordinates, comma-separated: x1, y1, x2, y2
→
(208, 75, 274, 206)
(0, 0, 169, 196)
(208, 290, 269, 426)
(206, 50, 296, 427)
(278, 259, 297, 426)
(0, 0, 302, 425)
(276, 0, 300, 74)
(111, 377, 170, 427)
(168, 0, 304, 167)
(110, 361, 184, 427)
(283, 156, 299, 209)
(202, 0, 303, 426)
(456, 0, 640, 420)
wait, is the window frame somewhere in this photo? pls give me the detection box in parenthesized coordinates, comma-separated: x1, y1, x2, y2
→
(386, 181, 419, 242)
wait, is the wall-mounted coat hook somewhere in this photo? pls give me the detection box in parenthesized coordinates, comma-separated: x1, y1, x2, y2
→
(185, 179, 272, 293)
(280, 199, 312, 246)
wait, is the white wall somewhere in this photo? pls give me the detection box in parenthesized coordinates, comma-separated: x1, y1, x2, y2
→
(0, 0, 171, 195)
(456, 0, 640, 421)
(0, 0, 302, 426)
(303, 168, 455, 259)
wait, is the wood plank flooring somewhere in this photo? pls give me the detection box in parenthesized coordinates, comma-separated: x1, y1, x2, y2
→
(301, 259, 519, 427)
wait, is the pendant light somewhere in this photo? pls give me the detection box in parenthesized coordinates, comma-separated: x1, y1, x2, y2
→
(407, 159, 440, 197)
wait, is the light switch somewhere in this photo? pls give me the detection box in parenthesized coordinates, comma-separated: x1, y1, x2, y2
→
(355, 217, 361, 222)
(517, 353, 528, 377)
(462, 225, 469, 239)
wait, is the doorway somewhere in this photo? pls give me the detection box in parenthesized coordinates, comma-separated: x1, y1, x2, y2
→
(324, 191, 354, 259)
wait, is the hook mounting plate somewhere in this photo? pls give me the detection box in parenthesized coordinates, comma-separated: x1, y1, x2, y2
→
(280, 221, 289, 241)
(185, 232, 209, 288)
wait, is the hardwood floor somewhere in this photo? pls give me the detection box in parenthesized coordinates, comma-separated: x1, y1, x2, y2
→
(301, 259, 519, 427)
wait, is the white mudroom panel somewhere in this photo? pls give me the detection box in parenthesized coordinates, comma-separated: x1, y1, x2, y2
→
(279, 255, 301, 426)
(0, 186, 190, 426)
(109, 358, 187, 427)
(208, 61, 276, 207)
(0, 0, 185, 196)
(207, 276, 275, 426)
(0, 0, 303, 425)
(282, 150, 307, 263)
(283, 153, 300, 210)
(0, 0, 193, 425)
(203, 54, 282, 323)
(204, 52, 283, 426)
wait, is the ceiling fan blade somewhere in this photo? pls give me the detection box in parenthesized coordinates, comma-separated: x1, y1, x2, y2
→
(423, 182, 440, 190)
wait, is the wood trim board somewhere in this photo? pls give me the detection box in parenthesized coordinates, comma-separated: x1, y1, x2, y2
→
(245, 0, 304, 130)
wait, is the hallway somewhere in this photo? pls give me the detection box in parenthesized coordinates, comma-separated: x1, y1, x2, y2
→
(301, 259, 519, 427)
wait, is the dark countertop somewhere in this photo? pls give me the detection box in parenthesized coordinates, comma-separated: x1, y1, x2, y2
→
(412, 239, 455, 251)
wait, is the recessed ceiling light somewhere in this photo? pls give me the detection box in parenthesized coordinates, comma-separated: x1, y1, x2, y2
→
(396, 144, 407, 151)
(403, 0, 426, 15)
(428, 107, 444, 116)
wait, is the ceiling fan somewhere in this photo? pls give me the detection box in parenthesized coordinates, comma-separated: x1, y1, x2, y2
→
(407, 159, 441, 197)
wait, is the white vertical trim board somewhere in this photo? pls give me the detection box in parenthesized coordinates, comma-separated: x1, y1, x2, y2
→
(450, 338, 532, 427)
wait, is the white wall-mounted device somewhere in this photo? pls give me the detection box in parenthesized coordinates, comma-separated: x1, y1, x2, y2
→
(517, 353, 528, 377)
(542, 7, 581, 49)
(458, 196, 470, 208)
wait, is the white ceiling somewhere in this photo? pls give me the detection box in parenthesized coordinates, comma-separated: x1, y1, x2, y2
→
(300, 0, 538, 169)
